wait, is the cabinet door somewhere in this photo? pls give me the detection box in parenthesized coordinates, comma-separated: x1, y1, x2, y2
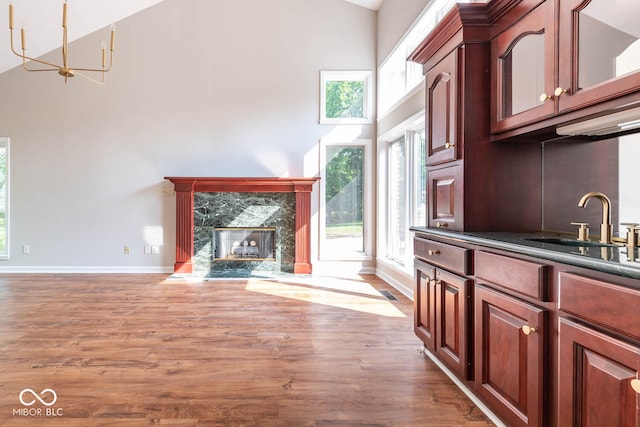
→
(426, 50, 457, 165)
(414, 264, 436, 351)
(475, 285, 546, 427)
(427, 163, 462, 231)
(557, 0, 640, 113)
(491, 2, 555, 133)
(436, 268, 472, 380)
(558, 318, 640, 427)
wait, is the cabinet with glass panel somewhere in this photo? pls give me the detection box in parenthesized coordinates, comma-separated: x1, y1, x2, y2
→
(491, 0, 640, 135)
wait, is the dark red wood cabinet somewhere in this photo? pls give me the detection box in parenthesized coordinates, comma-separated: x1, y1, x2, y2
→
(558, 272, 640, 426)
(490, 0, 640, 138)
(558, 319, 640, 426)
(475, 285, 547, 427)
(414, 238, 473, 380)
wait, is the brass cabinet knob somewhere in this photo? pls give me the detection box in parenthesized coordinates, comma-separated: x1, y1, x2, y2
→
(522, 325, 537, 335)
(539, 93, 553, 102)
(428, 249, 440, 256)
(445, 142, 454, 149)
(554, 87, 568, 97)
(436, 222, 448, 228)
(631, 379, 640, 394)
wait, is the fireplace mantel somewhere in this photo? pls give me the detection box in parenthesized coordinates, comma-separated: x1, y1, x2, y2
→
(164, 177, 319, 274)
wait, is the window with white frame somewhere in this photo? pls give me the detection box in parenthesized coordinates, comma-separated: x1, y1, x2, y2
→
(388, 136, 407, 262)
(0, 138, 9, 259)
(320, 71, 373, 124)
(383, 124, 426, 267)
(319, 138, 372, 260)
(378, 0, 477, 116)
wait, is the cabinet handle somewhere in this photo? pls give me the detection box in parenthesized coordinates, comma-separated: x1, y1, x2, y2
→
(554, 87, 568, 97)
(539, 92, 553, 102)
(436, 222, 448, 228)
(522, 325, 537, 335)
(445, 142, 454, 149)
(632, 379, 640, 394)
(428, 249, 440, 256)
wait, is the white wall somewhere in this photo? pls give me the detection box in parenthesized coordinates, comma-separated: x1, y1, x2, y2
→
(0, 0, 376, 272)
(377, 0, 431, 62)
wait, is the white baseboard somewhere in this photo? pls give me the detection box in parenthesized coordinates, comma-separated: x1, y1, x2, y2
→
(0, 266, 174, 274)
(420, 347, 507, 427)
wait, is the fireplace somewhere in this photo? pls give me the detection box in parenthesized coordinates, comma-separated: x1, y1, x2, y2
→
(164, 177, 319, 275)
(213, 228, 276, 261)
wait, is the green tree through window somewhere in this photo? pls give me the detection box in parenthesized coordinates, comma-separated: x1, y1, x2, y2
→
(325, 80, 364, 119)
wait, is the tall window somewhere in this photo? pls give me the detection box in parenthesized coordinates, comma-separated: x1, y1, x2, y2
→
(388, 137, 407, 262)
(320, 139, 372, 260)
(381, 122, 426, 268)
(0, 138, 9, 259)
(413, 129, 427, 227)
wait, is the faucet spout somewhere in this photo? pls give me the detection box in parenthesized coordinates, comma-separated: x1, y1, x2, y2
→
(577, 192, 612, 244)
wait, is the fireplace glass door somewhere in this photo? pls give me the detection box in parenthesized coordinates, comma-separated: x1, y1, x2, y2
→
(213, 228, 276, 261)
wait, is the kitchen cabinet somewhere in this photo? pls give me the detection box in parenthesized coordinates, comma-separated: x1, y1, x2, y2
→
(557, 272, 640, 426)
(556, 0, 640, 114)
(491, 0, 555, 133)
(558, 319, 640, 426)
(425, 50, 457, 166)
(410, 3, 542, 232)
(474, 250, 549, 427)
(412, 226, 640, 427)
(414, 237, 473, 380)
(426, 162, 462, 230)
(491, 0, 640, 136)
(474, 285, 547, 427)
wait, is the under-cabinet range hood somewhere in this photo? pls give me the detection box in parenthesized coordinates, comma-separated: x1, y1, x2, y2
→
(556, 105, 640, 137)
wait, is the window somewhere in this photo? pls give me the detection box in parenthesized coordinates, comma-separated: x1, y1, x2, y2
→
(388, 137, 407, 262)
(378, 0, 476, 116)
(379, 117, 425, 268)
(0, 138, 9, 259)
(320, 139, 372, 260)
(320, 71, 373, 124)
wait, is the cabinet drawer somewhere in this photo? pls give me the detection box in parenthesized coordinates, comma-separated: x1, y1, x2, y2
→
(414, 238, 471, 275)
(558, 272, 640, 341)
(475, 251, 548, 301)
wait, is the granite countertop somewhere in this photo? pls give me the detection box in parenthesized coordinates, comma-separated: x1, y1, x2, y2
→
(410, 227, 640, 281)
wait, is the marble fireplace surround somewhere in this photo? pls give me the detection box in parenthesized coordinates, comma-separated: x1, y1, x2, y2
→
(164, 177, 319, 275)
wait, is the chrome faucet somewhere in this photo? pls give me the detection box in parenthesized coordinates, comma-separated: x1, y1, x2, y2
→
(577, 192, 612, 244)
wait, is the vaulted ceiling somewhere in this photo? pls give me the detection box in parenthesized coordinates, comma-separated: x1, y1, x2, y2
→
(0, 0, 383, 75)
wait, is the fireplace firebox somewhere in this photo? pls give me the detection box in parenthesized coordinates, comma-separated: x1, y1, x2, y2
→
(213, 228, 276, 261)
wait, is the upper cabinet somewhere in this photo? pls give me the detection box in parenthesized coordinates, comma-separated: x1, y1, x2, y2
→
(491, 0, 640, 137)
(557, 0, 640, 112)
(426, 51, 458, 166)
(491, 0, 555, 133)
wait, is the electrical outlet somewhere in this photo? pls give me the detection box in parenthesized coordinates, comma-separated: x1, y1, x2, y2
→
(124, 245, 130, 255)
(151, 245, 160, 254)
(144, 245, 151, 255)
(22, 245, 30, 254)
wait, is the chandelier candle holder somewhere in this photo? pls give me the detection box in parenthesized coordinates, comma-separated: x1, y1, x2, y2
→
(8, 1, 115, 84)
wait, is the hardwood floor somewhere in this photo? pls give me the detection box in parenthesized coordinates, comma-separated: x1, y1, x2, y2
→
(0, 274, 493, 426)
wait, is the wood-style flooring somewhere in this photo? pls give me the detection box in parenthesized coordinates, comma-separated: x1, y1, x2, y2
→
(0, 273, 493, 426)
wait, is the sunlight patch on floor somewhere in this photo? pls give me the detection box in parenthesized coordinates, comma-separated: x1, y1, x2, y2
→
(245, 280, 407, 318)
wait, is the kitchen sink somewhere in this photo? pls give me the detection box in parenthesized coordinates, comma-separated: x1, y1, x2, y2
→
(525, 237, 615, 247)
